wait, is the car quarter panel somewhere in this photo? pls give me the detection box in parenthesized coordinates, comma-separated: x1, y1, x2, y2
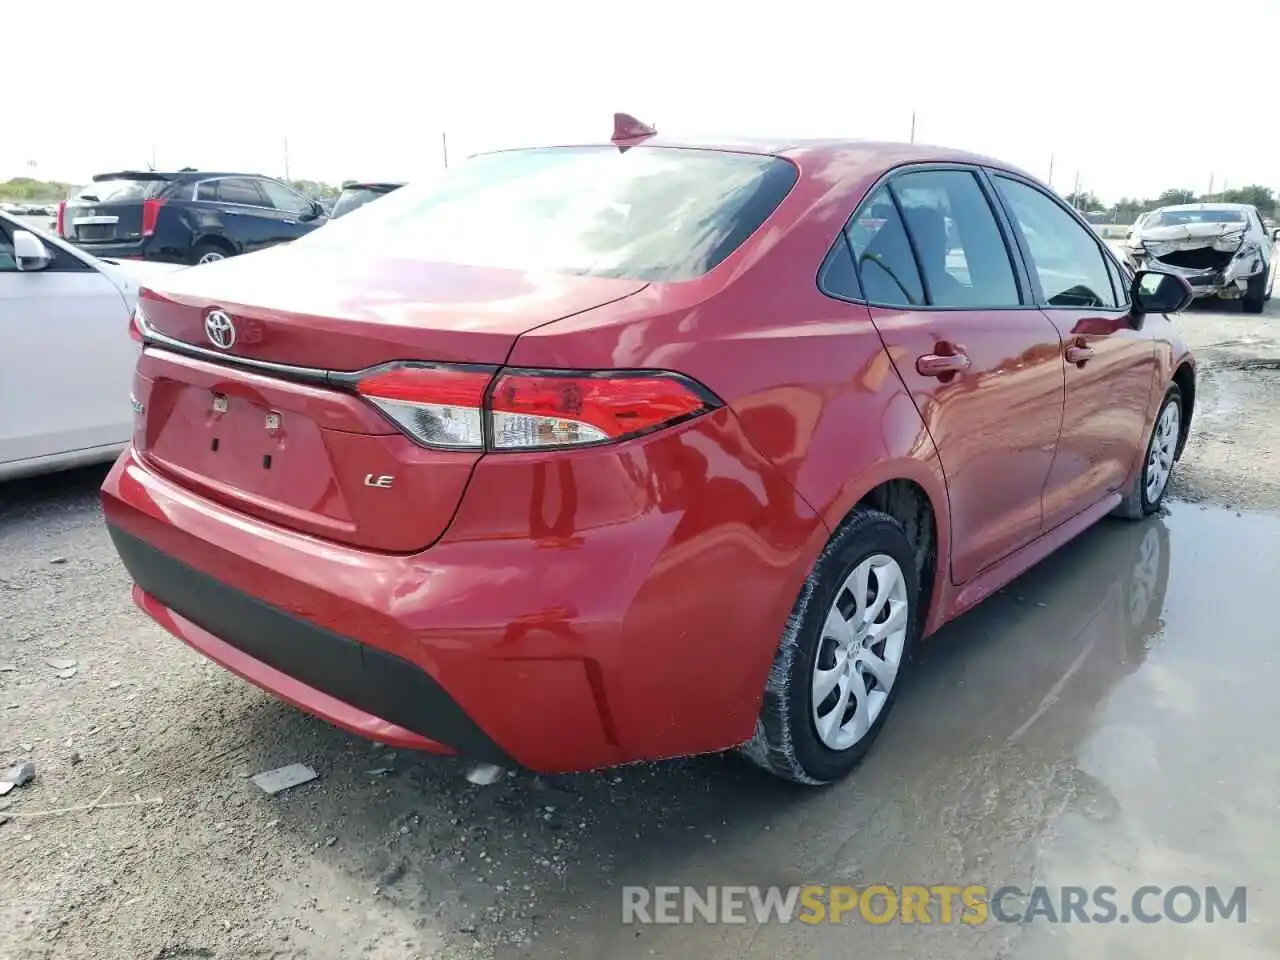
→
(506, 147, 955, 634)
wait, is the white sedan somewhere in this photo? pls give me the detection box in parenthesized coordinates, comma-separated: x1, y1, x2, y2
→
(0, 212, 186, 481)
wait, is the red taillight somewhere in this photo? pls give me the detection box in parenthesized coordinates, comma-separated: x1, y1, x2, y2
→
(352, 364, 718, 451)
(55, 202, 65, 237)
(141, 199, 166, 237)
(490, 372, 711, 448)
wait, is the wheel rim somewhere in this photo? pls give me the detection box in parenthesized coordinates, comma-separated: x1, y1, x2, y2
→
(811, 553, 909, 751)
(1144, 400, 1179, 503)
(197, 251, 225, 264)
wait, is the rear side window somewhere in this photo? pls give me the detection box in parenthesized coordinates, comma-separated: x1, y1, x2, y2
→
(303, 146, 798, 282)
(890, 170, 1020, 307)
(217, 178, 268, 207)
(76, 178, 170, 203)
(995, 177, 1119, 309)
(845, 186, 925, 306)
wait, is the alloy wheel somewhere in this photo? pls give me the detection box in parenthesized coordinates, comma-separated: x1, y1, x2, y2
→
(811, 554, 909, 751)
(1145, 400, 1180, 503)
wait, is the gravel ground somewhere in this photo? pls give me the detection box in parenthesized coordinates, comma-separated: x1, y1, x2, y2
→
(1, 298, 1278, 959)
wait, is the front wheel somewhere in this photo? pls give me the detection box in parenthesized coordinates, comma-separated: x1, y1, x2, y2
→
(1242, 268, 1267, 313)
(1113, 384, 1182, 520)
(741, 508, 921, 784)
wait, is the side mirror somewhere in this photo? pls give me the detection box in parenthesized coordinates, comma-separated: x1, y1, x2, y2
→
(13, 230, 53, 272)
(1271, 227, 1280, 241)
(1132, 269, 1193, 315)
(302, 201, 324, 221)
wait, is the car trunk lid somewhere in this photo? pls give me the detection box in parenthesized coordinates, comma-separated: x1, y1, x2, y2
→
(134, 245, 647, 551)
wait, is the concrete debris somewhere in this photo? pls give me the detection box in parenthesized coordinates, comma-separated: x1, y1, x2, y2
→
(465, 763, 505, 786)
(55, 668, 78, 680)
(70, 750, 82, 766)
(2, 762, 36, 787)
(0, 664, 16, 673)
(0, 782, 13, 797)
(250, 763, 318, 795)
(365, 767, 394, 777)
(46, 658, 77, 671)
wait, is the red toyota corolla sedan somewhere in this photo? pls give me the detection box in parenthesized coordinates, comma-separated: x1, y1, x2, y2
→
(102, 117, 1196, 784)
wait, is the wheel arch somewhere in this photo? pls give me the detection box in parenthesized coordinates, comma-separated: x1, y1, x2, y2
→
(821, 460, 951, 637)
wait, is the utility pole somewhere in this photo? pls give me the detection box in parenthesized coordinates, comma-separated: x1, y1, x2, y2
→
(909, 111, 916, 144)
(441, 132, 449, 168)
(283, 137, 291, 180)
(1047, 153, 1055, 189)
(1207, 173, 1214, 198)
(1072, 171, 1081, 208)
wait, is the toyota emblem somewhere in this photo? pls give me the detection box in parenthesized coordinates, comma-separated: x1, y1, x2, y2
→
(204, 310, 236, 350)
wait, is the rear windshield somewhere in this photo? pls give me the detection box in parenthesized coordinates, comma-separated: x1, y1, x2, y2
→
(302, 146, 798, 281)
(75, 178, 170, 203)
(1148, 209, 1246, 227)
(331, 187, 389, 219)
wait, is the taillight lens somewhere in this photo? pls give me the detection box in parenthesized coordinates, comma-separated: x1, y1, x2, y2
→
(490, 372, 710, 448)
(141, 199, 166, 237)
(356, 365, 492, 450)
(55, 202, 65, 237)
(353, 363, 718, 452)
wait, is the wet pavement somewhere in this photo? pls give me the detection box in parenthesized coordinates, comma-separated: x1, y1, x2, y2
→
(515, 504, 1280, 959)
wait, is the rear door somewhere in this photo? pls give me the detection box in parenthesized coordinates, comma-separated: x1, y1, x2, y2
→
(61, 175, 170, 246)
(846, 166, 1065, 584)
(990, 175, 1157, 530)
(208, 177, 289, 254)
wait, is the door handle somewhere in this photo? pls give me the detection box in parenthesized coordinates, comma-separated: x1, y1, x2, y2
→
(1065, 344, 1094, 365)
(916, 352, 971, 377)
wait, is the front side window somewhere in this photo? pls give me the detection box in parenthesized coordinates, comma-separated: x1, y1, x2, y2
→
(995, 177, 1119, 309)
(845, 186, 925, 306)
(258, 180, 314, 216)
(301, 146, 798, 282)
(0, 223, 15, 271)
(890, 169, 1020, 307)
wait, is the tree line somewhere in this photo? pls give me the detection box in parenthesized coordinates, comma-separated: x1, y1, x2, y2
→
(1064, 185, 1277, 223)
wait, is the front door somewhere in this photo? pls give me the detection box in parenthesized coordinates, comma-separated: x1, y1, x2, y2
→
(0, 223, 135, 466)
(847, 168, 1066, 584)
(990, 176, 1157, 530)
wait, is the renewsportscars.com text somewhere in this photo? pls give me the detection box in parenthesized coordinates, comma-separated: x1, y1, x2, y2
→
(622, 884, 1248, 925)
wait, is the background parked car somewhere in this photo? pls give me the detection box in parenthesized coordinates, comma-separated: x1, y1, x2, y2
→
(0, 211, 186, 480)
(1123, 202, 1277, 312)
(330, 181, 405, 219)
(57, 170, 328, 266)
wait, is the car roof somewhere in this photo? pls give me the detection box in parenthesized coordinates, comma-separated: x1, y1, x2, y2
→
(91, 170, 281, 182)
(342, 181, 406, 191)
(1154, 202, 1252, 212)
(487, 136, 1031, 180)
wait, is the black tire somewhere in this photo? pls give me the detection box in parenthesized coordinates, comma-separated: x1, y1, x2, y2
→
(1113, 384, 1182, 520)
(740, 508, 922, 785)
(1242, 269, 1267, 313)
(190, 241, 231, 266)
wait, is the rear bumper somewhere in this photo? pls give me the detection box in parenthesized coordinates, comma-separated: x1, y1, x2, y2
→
(71, 240, 186, 267)
(111, 526, 504, 760)
(101, 416, 822, 772)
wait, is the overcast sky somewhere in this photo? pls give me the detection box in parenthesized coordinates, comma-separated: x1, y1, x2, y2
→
(6, 0, 1278, 202)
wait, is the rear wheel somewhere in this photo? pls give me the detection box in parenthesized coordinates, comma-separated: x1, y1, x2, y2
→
(191, 242, 230, 266)
(1113, 384, 1182, 520)
(741, 508, 920, 784)
(1242, 268, 1267, 313)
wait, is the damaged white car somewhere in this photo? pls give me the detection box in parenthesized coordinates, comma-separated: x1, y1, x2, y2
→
(1123, 203, 1278, 313)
